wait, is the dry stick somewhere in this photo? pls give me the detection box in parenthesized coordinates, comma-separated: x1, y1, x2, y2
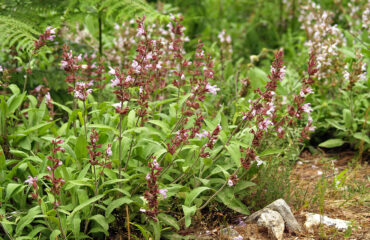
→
(126, 205, 131, 240)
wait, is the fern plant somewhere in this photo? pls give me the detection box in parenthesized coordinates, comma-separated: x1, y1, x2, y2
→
(0, 16, 40, 52)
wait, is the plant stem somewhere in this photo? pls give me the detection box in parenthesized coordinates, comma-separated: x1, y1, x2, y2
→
(83, 100, 88, 141)
(56, 210, 66, 239)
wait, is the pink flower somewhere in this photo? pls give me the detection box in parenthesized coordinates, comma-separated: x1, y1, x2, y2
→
(302, 103, 313, 113)
(205, 83, 220, 95)
(140, 208, 146, 213)
(227, 179, 234, 187)
(111, 77, 120, 87)
(195, 130, 209, 139)
(108, 66, 116, 75)
(159, 189, 168, 199)
(25, 176, 38, 188)
(258, 118, 273, 131)
(146, 173, 151, 180)
(106, 146, 112, 156)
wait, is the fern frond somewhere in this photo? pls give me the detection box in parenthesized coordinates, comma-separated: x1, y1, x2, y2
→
(100, 0, 168, 22)
(0, 16, 40, 52)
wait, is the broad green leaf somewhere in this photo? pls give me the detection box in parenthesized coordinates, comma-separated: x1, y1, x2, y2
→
(16, 206, 41, 235)
(234, 181, 256, 193)
(74, 135, 88, 161)
(158, 213, 180, 230)
(225, 143, 241, 167)
(49, 229, 61, 240)
(130, 222, 150, 240)
(52, 101, 72, 115)
(105, 197, 133, 216)
(319, 139, 345, 148)
(182, 205, 196, 228)
(353, 132, 370, 144)
(88, 124, 119, 135)
(184, 187, 210, 206)
(71, 194, 104, 217)
(259, 148, 283, 156)
(21, 121, 54, 135)
(8, 84, 20, 95)
(90, 214, 109, 232)
(217, 188, 250, 215)
(7, 92, 26, 114)
(150, 220, 161, 240)
(6, 183, 24, 201)
(343, 109, 351, 129)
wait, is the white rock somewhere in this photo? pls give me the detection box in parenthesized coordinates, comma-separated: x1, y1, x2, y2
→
(248, 199, 302, 234)
(257, 209, 285, 240)
(304, 212, 350, 233)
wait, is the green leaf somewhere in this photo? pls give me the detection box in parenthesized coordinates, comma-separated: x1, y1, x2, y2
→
(158, 213, 179, 231)
(353, 132, 370, 144)
(71, 194, 104, 217)
(343, 109, 351, 129)
(184, 187, 210, 206)
(182, 205, 196, 228)
(90, 214, 109, 232)
(105, 197, 133, 217)
(52, 101, 72, 115)
(49, 229, 61, 240)
(74, 135, 88, 161)
(88, 124, 119, 135)
(234, 181, 256, 193)
(7, 92, 26, 114)
(8, 84, 20, 95)
(225, 143, 241, 167)
(16, 206, 41, 235)
(6, 183, 24, 201)
(217, 188, 250, 215)
(319, 139, 345, 148)
(259, 148, 283, 156)
(21, 121, 54, 135)
(130, 222, 150, 240)
(150, 220, 161, 240)
(127, 110, 136, 128)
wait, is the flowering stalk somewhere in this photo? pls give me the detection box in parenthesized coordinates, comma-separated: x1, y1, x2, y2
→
(44, 137, 66, 238)
(141, 157, 167, 221)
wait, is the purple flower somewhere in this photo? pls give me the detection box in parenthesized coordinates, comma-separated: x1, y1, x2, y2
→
(159, 189, 168, 199)
(25, 176, 37, 188)
(205, 83, 220, 95)
(106, 146, 112, 156)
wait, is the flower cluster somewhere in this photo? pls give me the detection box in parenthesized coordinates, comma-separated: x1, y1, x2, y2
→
(243, 50, 286, 147)
(299, 1, 345, 84)
(199, 124, 222, 158)
(44, 137, 66, 208)
(141, 157, 165, 221)
(87, 129, 113, 172)
(25, 176, 39, 200)
(228, 174, 239, 187)
(34, 26, 56, 52)
(344, 53, 367, 90)
(30, 81, 55, 119)
(74, 81, 93, 101)
(61, 46, 82, 93)
(286, 53, 318, 141)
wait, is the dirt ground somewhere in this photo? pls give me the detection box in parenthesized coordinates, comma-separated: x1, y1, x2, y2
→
(191, 151, 370, 240)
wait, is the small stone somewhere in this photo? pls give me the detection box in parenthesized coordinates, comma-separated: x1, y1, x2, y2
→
(304, 212, 350, 233)
(256, 209, 285, 240)
(220, 227, 243, 240)
(247, 199, 302, 234)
